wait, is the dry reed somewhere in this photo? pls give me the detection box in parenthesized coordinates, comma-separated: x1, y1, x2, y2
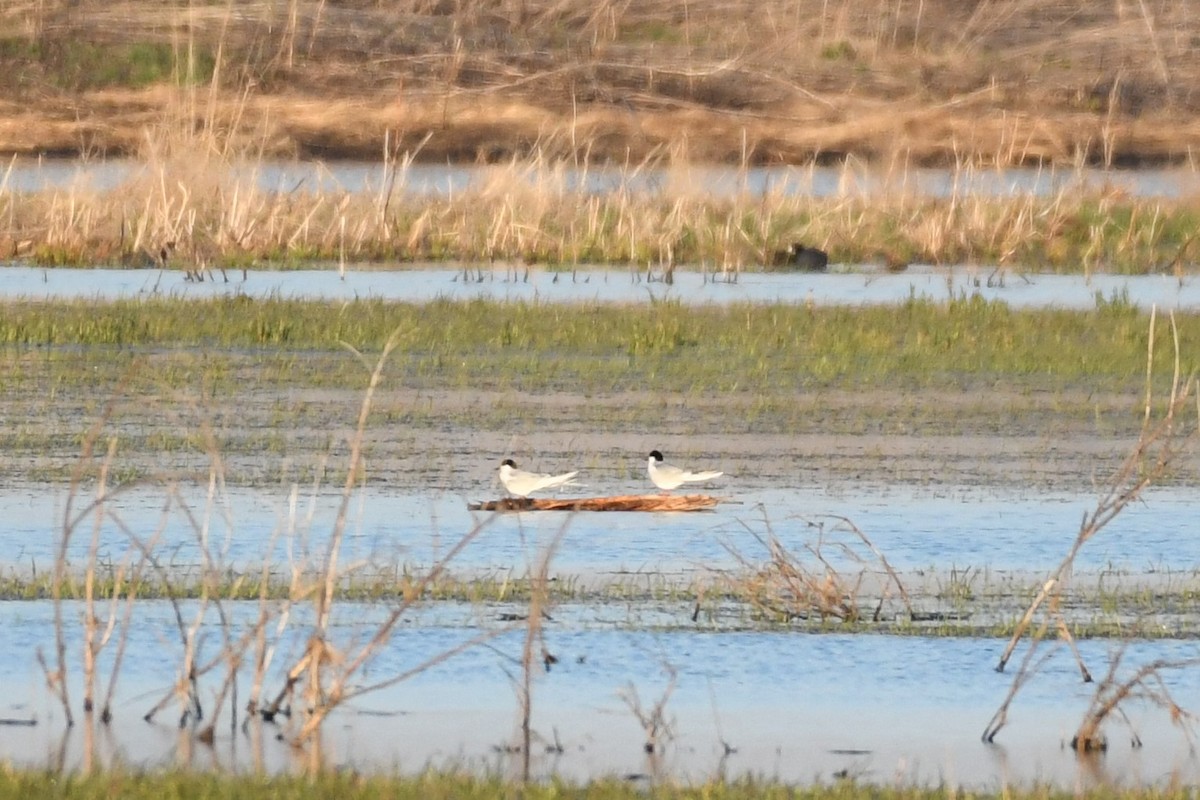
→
(41, 364, 148, 732)
(34, 324, 516, 766)
(1070, 649, 1200, 752)
(5, 3, 1200, 278)
(722, 512, 912, 624)
(4, 1, 1200, 165)
(516, 521, 569, 781)
(254, 329, 507, 749)
(4, 143, 1198, 275)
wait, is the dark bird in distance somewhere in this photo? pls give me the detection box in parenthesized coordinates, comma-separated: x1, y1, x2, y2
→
(771, 242, 829, 272)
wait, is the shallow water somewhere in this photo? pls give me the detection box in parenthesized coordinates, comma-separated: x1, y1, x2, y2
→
(1, 597, 1199, 788)
(2, 480, 1200, 787)
(6, 159, 1200, 200)
(0, 264, 1197, 311)
(3, 483, 1198, 579)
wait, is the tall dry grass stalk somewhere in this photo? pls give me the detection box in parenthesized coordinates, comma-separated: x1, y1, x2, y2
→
(484, 519, 571, 781)
(104, 403, 259, 742)
(40, 364, 147, 732)
(40, 360, 262, 772)
(518, 523, 568, 781)
(1070, 649, 1200, 753)
(983, 306, 1199, 750)
(256, 328, 505, 749)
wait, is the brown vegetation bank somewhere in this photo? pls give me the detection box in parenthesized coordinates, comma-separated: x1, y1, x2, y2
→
(2, 0, 1200, 166)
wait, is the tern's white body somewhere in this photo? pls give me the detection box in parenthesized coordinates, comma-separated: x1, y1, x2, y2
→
(647, 450, 722, 492)
(499, 459, 580, 498)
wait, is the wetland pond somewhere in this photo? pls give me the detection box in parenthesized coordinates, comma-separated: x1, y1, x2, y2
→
(1, 252, 1199, 789)
(7, 158, 1200, 200)
(1, 264, 1199, 312)
(2, 479, 1200, 789)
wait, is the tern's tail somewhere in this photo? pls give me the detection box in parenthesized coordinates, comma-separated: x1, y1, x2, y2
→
(683, 470, 723, 482)
(547, 470, 580, 489)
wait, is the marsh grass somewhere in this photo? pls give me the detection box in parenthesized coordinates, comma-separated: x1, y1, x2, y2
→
(8, 767, 1189, 800)
(8, 567, 1200, 639)
(4, 1, 1200, 167)
(4, 151, 1200, 274)
(1, 296, 1196, 395)
(2, 295, 1197, 496)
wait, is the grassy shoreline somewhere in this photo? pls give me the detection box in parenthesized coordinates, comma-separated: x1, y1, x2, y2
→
(4, 158, 1200, 273)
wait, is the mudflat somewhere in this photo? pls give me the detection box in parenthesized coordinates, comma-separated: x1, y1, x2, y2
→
(2, 1, 1199, 165)
(2, 353, 1191, 494)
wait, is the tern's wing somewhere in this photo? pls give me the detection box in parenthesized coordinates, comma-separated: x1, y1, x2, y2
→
(655, 462, 685, 480)
(681, 469, 723, 482)
(524, 470, 577, 491)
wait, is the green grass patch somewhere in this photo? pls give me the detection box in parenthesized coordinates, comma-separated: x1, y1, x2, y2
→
(6, 768, 1183, 799)
(0, 564, 635, 605)
(0, 295, 1193, 395)
(0, 37, 215, 90)
(0, 566, 690, 606)
(620, 20, 688, 45)
(7, 565, 1199, 639)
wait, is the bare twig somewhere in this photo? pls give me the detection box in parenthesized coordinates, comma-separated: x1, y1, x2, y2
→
(985, 309, 1198, 744)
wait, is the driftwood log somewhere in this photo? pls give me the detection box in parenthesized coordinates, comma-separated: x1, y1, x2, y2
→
(469, 494, 721, 512)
